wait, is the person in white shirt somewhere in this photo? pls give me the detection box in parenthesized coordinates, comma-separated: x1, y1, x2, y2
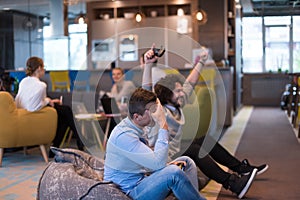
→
(15, 57, 84, 158)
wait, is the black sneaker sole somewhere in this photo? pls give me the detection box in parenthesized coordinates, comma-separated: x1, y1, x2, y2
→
(238, 168, 257, 199)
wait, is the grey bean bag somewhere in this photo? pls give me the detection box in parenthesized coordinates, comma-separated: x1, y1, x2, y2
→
(37, 147, 131, 200)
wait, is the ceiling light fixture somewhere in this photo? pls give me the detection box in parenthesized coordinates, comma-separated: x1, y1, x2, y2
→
(177, 8, 184, 16)
(75, 2, 87, 24)
(194, 9, 207, 25)
(135, 12, 142, 23)
(196, 11, 203, 21)
(75, 13, 87, 24)
(135, 0, 144, 23)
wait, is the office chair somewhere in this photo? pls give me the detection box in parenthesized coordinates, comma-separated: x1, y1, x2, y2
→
(49, 71, 71, 92)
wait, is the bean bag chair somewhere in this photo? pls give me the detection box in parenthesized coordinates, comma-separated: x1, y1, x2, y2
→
(37, 147, 131, 200)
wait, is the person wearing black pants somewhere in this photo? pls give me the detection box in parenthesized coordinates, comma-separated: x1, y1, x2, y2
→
(14, 56, 84, 159)
(49, 104, 84, 158)
(142, 46, 268, 199)
(182, 136, 268, 188)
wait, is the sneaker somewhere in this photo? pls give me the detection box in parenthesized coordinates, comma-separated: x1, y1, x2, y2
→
(225, 168, 258, 199)
(238, 159, 269, 176)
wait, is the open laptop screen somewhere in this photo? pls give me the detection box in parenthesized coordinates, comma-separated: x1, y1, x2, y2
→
(100, 97, 120, 115)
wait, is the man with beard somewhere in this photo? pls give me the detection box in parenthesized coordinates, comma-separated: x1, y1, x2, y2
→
(142, 46, 268, 199)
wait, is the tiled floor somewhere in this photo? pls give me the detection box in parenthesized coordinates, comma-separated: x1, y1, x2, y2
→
(0, 148, 48, 200)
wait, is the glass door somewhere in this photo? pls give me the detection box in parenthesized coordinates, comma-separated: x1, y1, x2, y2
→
(264, 25, 291, 73)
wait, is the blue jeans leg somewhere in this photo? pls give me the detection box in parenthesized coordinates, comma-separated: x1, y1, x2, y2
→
(128, 165, 206, 200)
(172, 156, 199, 191)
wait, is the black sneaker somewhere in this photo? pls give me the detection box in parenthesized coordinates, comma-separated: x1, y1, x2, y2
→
(225, 168, 258, 199)
(238, 159, 269, 176)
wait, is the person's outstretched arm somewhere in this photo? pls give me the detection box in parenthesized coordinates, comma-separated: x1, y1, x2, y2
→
(186, 47, 209, 87)
(142, 46, 158, 91)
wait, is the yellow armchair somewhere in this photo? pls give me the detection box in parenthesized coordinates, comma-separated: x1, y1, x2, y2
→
(0, 91, 57, 166)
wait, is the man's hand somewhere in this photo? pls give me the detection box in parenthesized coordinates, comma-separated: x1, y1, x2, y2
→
(151, 99, 168, 130)
(168, 160, 187, 170)
(199, 47, 209, 64)
(144, 44, 158, 64)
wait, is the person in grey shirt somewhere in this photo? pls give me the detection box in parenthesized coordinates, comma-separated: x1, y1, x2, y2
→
(142, 46, 267, 199)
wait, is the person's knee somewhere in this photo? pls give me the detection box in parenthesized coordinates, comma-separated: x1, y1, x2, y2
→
(164, 165, 185, 181)
(179, 156, 197, 168)
(165, 165, 184, 175)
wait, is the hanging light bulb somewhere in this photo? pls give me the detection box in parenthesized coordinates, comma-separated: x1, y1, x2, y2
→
(177, 8, 184, 16)
(75, 13, 87, 24)
(196, 11, 203, 21)
(75, 2, 87, 24)
(193, 9, 207, 25)
(78, 16, 85, 24)
(135, 13, 142, 23)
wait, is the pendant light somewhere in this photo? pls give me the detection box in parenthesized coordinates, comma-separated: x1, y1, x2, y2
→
(75, 1, 87, 24)
(135, 0, 144, 23)
(135, 12, 142, 23)
(194, 9, 207, 25)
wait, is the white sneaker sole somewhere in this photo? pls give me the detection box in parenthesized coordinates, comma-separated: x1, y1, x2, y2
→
(238, 168, 258, 199)
(241, 165, 269, 176)
(257, 165, 269, 175)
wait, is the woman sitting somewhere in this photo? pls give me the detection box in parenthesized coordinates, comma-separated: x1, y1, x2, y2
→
(15, 56, 84, 158)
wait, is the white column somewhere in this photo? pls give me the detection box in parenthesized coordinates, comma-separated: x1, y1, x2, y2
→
(49, 0, 68, 37)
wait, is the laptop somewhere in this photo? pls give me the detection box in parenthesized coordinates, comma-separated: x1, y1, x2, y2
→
(100, 97, 121, 116)
(100, 97, 122, 135)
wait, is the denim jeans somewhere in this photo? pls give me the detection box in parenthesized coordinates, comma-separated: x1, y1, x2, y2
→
(128, 156, 206, 200)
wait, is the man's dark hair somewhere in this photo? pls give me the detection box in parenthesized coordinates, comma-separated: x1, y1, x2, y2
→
(128, 87, 157, 119)
(154, 74, 185, 105)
